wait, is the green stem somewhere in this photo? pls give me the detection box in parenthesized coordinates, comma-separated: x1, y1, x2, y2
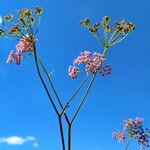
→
(58, 116, 66, 150)
(4, 36, 15, 40)
(68, 124, 72, 150)
(60, 75, 89, 115)
(125, 138, 131, 150)
(111, 34, 128, 46)
(67, 46, 108, 149)
(108, 31, 116, 43)
(70, 73, 97, 124)
(104, 30, 107, 43)
(85, 25, 105, 46)
(31, 52, 70, 124)
(34, 16, 41, 36)
(33, 44, 59, 115)
(94, 34, 105, 46)
(109, 33, 121, 45)
(33, 45, 67, 150)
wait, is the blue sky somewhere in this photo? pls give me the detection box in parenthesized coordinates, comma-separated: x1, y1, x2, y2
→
(0, 0, 150, 150)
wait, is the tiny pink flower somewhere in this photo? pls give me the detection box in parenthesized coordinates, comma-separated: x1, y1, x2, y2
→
(135, 117, 144, 125)
(6, 51, 21, 65)
(15, 52, 21, 65)
(74, 51, 91, 64)
(6, 34, 35, 65)
(68, 66, 79, 79)
(112, 130, 125, 143)
(16, 34, 34, 53)
(6, 51, 15, 64)
(72, 51, 105, 75)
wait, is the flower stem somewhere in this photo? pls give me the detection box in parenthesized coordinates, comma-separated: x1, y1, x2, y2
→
(111, 33, 128, 46)
(68, 124, 72, 150)
(70, 73, 97, 124)
(33, 45, 67, 150)
(33, 53, 70, 124)
(58, 116, 66, 150)
(33, 45, 59, 115)
(60, 75, 89, 116)
(125, 138, 131, 150)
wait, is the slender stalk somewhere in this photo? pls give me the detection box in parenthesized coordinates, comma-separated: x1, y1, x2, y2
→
(109, 33, 121, 45)
(111, 33, 128, 46)
(58, 116, 66, 150)
(35, 16, 41, 36)
(4, 36, 15, 40)
(104, 30, 107, 43)
(67, 46, 109, 150)
(94, 34, 105, 46)
(32, 53, 70, 124)
(108, 31, 116, 43)
(33, 44, 59, 115)
(85, 25, 105, 46)
(71, 73, 97, 124)
(33, 45, 66, 150)
(67, 74, 97, 150)
(68, 124, 72, 150)
(60, 75, 89, 116)
(37, 56, 64, 108)
(125, 138, 131, 150)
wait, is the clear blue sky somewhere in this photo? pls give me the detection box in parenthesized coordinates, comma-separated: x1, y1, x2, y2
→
(0, 0, 150, 150)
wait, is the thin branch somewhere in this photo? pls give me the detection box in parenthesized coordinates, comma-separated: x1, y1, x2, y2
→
(70, 73, 97, 124)
(60, 75, 89, 116)
(33, 44, 59, 115)
(125, 137, 131, 150)
(35, 54, 70, 124)
(111, 33, 128, 46)
(68, 124, 72, 150)
(58, 116, 66, 150)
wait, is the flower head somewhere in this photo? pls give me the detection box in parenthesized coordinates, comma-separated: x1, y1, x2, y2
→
(6, 51, 21, 65)
(6, 34, 35, 65)
(8, 24, 21, 35)
(68, 50, 111, 79)
(112, 130, 125, 143)
(16, 34, 34, 53)
(113, 117, 150, 150)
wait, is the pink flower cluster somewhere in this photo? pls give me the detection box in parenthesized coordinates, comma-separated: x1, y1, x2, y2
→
(6, 51, 21, 65)
(16, 35, 34, 53)
(113, 117, 150, 150)
(112, 130, 125, 143)
(68, 51, 111, 79)
(124, 117, 144, 129)
(6, 34, 34, 65)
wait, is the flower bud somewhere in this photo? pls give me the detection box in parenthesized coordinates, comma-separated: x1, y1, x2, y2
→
(4, 14, 13, 22)
(34, 6, 43, 16)
(8, 24, 21, 35)
(0, 28, 4, 36)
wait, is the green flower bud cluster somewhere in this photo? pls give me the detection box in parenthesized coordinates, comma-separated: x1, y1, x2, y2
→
(101, 16, 112, 32)
(0, 28, 4, 36)
(8, 24, 21, 35)
(4, 14, 13, 22)
(80, 19, 100, 35)
(80, 16, 135, 47)
(0, 6, 43, 40)
(114, 20, 135, 34)
(34, 6, 43, 16)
